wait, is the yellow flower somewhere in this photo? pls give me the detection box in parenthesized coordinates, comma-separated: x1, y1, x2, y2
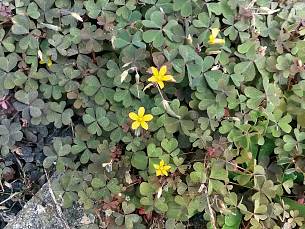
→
(129, 107, 153, 130)
(39, 56, 53, 67)
(153, 160, 171, 176)
(208, 28, 225, 45)
(148, 65, 175, 89)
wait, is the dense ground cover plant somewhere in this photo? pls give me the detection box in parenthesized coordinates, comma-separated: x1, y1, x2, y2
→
(1, 0, 305, 228)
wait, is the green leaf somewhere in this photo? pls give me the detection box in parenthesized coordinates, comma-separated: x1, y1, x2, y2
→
(155, 198, 168, 212)
(237, 40, 256, 54)
(234, 61, 256, 81)
(224, 211, 242, 228)
(164, 117, 180, 133)
(173, 0, 192, 17)
(122, 201, 136, 215)
(278, 114, 292, 133)
(147, 143, 163, 157)
(140, 182, 155, 196)
(27, 2, 40, 19)
(142, 11, 164, 28)
(125, 214, 141, 229)
(190, 162, 206, 183)
(210, 161, 228, 182)
(107, 178, 121, 194)
(82, 75, 101, 96)
(11, 15, 30, 35)
(204, 70, 224, 90)
(244, 87, 264, 110)
(161, 138, 178, 153)
(131, 151, 148, 170)
(2, 38, 15, 52)
(113, 31, 131, 49)
(196, 88, 215, 110)
(91, 177, 106, 189)
(143, 30, 164, 47)
(0, 53, 18, 72)
(179, 45, 199, 62)
(283, 197, 305, 216)
(34, 0, 55, 11)
(193, 12, 210, 28)
(43, 156, 57, 168)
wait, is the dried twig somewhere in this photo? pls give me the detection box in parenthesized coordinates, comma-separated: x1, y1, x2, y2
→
(44, 170, 71, 229)
(206, 191, 217, 229)
(0, 192, 20, 205)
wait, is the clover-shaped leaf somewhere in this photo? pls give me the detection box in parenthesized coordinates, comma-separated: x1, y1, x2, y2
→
(11, 15, 30, 35)
(269, 110, 292, 137)
(125, 214, 141, 229)
(84, 0, 103, 19)
(189, 128, 213, 149)
(34, 0, 55, 12)
(0, 29, 15, 53)
(190, 162, 206, 183)
(46, 101, 74, 128)
(27, 2, 40, 19)
(142, 11, 184, 48)
(14, 90, 45, 120)
(224, 211, 242, 228)
(114, 88, 134, 107)
(283, 129, 305, 152)
(78, 24, 106, 53)
(173, 0, 192, 17)
(131, 151, 148, 170)
(83, 107, 110, 136)
(147, 143, 163, 157)
(193, 12, 209, 28)
(234, 61, 256, 82)
(81, 74, 114, 105)
(39, 73, 63, 100)
(58, 67, 81, 92)
(140, 182, 156, 196)
(0, 119, 23, 156)
(0, 53, 18, 72)
(210, 160, 228, 182)
(43, 137, 73, 171)
(71, 138, 99, 164)
(163, 101, 195, 134)
(160, 138, 181, 157)
(276, 54, 294, 78)
(244, 87, 265, 110)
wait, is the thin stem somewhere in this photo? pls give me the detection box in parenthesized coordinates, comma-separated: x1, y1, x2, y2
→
(0, 192, 20, 205)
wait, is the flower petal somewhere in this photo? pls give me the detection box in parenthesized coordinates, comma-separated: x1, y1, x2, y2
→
(148, 76, 157, 83)
(153, 164, 159, 169)
(213, 38, 225, 45)
(163, 165, 171, 172)
(163, 165, 171, 170)
(156, 169, 162, 176)
(159, 65, 167, 76)
(211, 28, 220, 38)
(161, 75, 175, 82)
(141, 121, 148, 130)
(47, 58, 52, 67)
(160, 160, 164, 166)
(208, 35, 215, 44)
(143, 114, 153, 121)
(131, 121, 141, 130)
(138, 107, 145, 117)
(162, 170, 168, 176)
(157, 81, 165, 89)
(151, 67, 159, 76)
(129, 112, 138, 121)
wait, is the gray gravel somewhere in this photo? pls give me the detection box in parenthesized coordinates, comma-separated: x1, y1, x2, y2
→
(4, 175, 97, 229)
